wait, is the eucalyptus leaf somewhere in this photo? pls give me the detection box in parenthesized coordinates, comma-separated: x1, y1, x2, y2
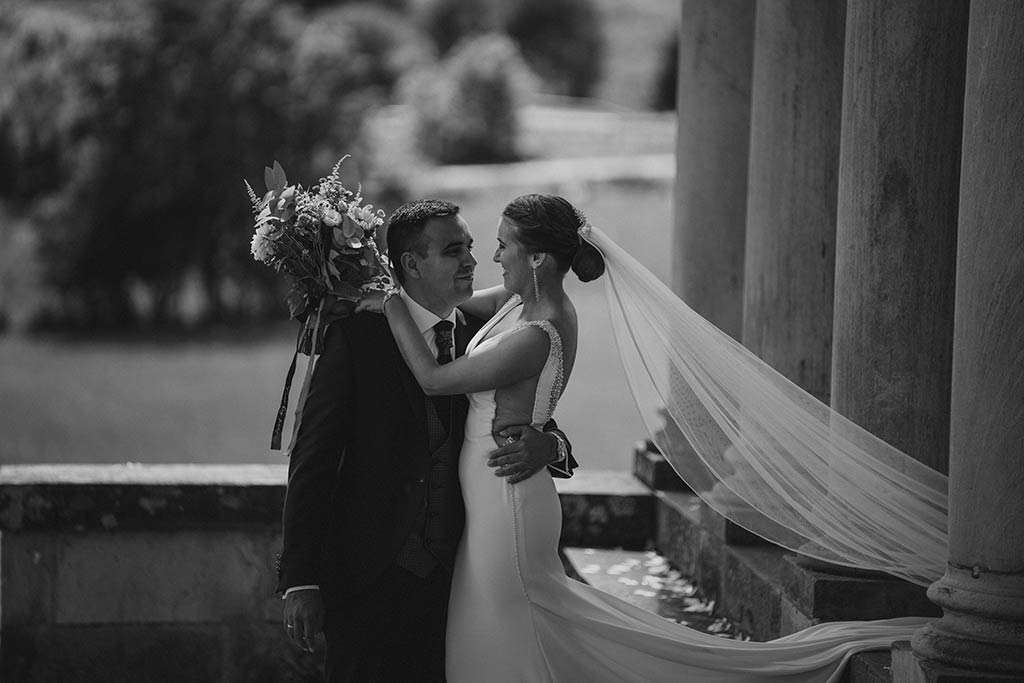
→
(273, 161, 288, 190)
(342, 215, 359, 238)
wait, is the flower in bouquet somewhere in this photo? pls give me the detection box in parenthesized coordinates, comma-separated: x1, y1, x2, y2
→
(245, 157, 394, 343)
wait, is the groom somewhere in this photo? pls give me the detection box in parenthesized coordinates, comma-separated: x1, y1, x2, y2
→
(277, 199, 576, 682)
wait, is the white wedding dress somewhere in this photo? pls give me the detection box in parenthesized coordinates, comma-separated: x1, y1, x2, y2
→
(445, 295, 930, 683)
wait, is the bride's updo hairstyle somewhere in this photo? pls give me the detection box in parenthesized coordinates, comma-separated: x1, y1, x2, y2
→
(501, 194, 605, 283)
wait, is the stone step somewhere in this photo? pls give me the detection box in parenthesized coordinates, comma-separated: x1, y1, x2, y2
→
(654, 490, 770, 607)
(846, 651, 893, 683)
(631, 440, 690, 492)
(652, 487, 939, 638)
(562, 547, 898, 683)
(554, 470, 655, 550)
(561, 546, 747, 639)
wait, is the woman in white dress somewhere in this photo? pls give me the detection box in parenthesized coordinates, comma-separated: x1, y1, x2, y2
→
(358, 194, 932, 682)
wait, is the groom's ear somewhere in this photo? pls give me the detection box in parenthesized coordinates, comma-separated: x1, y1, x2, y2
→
(399, 251, 421, 281)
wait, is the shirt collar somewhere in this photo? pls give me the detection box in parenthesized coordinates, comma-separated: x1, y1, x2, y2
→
(401, 290, 457, 335)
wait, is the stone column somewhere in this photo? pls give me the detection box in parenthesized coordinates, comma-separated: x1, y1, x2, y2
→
(742, 0, 846, 404)
(907, 1, 1024, 675)
(673, 0, 755, 339)
(831, 0, 969, 474)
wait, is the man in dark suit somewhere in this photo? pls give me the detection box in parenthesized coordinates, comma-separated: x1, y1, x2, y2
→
(277, 199, 575, 682)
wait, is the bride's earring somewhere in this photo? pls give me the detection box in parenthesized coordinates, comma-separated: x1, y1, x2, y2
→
(532, 264, 540, 302)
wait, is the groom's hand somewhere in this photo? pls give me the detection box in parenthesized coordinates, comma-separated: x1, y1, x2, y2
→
(489, 425, 558, 484)
(283, 589, 324, 653)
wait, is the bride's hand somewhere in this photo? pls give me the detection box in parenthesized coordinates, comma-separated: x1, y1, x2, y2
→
(354, 289, 389, 314)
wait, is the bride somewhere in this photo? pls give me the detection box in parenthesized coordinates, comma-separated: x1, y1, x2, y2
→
(358, 194, 938, 682)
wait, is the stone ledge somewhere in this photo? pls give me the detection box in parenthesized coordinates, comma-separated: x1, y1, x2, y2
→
(781, 555, 940, 623)
(556, 470, 655, 550)
(0, 464, 288, 532)
(0, 464, 289, 486)
(0, 466, 652, 543)
(631, 441, 691, 492)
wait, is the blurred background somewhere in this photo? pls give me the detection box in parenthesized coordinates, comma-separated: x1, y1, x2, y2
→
(0, 0, 680, 469)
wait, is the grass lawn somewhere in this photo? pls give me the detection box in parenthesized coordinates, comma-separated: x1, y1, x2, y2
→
(0, 180, 672, 470)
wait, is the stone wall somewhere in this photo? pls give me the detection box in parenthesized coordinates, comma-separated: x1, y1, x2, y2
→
(0, 464, 652, 683)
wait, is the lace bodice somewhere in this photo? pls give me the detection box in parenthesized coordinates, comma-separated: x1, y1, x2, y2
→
(464, 295, 565, 428)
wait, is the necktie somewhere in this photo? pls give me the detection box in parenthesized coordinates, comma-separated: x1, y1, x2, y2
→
(432, 320, 455, 429)
(434, 320, 454, 365)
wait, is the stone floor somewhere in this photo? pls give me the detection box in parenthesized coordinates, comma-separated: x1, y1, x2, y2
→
(562, 547, 750, 640)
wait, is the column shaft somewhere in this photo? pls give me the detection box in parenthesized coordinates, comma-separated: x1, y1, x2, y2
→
(910, 1, 1024, 674)
(673, 0, 754, 339)
(742, 0, 845, 403)
(831, 0, 969, 473)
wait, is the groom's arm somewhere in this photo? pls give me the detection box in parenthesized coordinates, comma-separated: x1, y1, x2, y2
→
(488, 418, 578, 484)
(277, 321, 356, 594)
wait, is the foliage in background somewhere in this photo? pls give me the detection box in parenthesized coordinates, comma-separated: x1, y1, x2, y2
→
(415, 0, 603, 99)
(295, 0, 409, 10)
(650, 28, 678, 111)
(416, 0, 501, 56)
(0, 0, 423, 330)
(403, 33, 536, 165)
(504, 0, 604, 99)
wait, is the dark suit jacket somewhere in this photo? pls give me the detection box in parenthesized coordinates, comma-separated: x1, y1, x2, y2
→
(277, 310, 576, 606)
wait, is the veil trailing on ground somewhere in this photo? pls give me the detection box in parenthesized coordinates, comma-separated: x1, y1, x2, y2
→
(580, 225, 948, 587)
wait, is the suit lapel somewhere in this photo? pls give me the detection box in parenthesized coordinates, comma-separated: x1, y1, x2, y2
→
(381, 323, 427, 428)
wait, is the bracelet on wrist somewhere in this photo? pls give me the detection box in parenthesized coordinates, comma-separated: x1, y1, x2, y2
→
(381, 288, 399, 313)
(552, 433, 568, 464)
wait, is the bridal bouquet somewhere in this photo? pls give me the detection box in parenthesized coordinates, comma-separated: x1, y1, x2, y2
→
(245, 157, 394, 450)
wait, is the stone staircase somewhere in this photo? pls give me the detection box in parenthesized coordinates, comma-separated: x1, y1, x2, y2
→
(554, 441, 943, 683)
(561, 547, 748, 640)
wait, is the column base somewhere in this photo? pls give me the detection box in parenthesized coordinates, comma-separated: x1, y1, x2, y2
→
(910, 565, 1024, 675)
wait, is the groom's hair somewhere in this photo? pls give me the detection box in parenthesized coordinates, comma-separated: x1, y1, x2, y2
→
(386, 199, 461, 285)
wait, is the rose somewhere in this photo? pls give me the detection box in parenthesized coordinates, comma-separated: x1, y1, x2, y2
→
(250, 225, 276, 264)
(322, 207, 342, 227)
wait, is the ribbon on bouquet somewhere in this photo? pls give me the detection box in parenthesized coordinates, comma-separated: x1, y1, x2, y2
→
(271, 297, 326, 454)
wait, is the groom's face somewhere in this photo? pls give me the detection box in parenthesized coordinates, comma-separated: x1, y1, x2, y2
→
(413, 214, 477, 308)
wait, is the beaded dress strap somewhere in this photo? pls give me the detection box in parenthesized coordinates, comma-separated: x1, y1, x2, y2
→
(517, 320, 564, 427)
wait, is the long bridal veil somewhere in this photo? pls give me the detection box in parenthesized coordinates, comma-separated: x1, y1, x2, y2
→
(582, 225, 948, 587)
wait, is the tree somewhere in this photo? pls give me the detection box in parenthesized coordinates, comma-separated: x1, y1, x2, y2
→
(0, 0, 420, 329)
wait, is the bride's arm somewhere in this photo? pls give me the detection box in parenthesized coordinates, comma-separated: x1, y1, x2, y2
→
(457, 285, 512, 321)
(360, 293, 549, 395)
